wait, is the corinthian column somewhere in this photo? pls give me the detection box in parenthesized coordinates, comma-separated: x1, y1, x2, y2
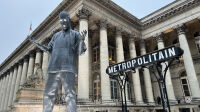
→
(5, 68, 14, 110)
(9, 65, 18, 106)
(1, 72, 10, 111)
(128, 36, 144, 105)
(27, 52, 35, 78)
(0, 77, 3, 107)
(115, 27, 130, 102)
(42, 51, 49, 78)
(34, 49, 42, 74)
(175, 24, 200, 102)
(0, 74, 5, 110)
(154, 33, 177, 104)
(0, 74, 6, 111)
(140, 40, 155, 105)
(98, 19, 111, 102)
(116, 28, 124, 62)
(13, 61, 23, 104)
(77, 8, 91, 101)
(20, 56, 29, 88)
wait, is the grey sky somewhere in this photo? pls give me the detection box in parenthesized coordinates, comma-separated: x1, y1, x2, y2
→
(0, 0, 175, 64)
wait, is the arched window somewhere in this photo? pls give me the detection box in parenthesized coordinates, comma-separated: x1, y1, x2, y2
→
(180, 71, 191, 97)
(93, 74, 101, 100)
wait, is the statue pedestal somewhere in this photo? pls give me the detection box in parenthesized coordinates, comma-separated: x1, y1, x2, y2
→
(12, 105, 66, 112)
(16, 88, 44, 104)
(16, 81, 45, 103)
(12, 81, 45, 111)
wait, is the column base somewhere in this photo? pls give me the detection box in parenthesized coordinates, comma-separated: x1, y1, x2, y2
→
(101, 99, 117, 105)
(125, 100, 133, 106)
(168, 99, 178, 105)
(77, 98, 93, 105)
(191, 97, 200, 104)
(146, 102, 156, 106)
(135, 101, 145, 106)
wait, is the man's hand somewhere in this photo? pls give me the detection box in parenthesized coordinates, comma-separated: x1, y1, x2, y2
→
(28, 36, 49, 52)
(80, 30, 87, 41)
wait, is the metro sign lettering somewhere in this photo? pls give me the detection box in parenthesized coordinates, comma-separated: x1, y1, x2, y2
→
(106, 46, 183, 75)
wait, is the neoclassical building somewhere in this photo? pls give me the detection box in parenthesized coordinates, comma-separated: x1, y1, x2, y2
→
(0, 0, 200, 112)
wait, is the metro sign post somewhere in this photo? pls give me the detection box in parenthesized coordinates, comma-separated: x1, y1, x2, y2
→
(106, 46, 184, 112)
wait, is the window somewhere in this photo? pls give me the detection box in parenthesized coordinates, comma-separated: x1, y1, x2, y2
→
(92, 46, 115, 64)
(110, 80, 118, 99)
(127, 82, 131, 100)
(93, 47, 100, 63)
(93, 74, 101, 100)
(109, 46, 115, 64)
(180, 71, 191, 97)
(195, 38, 200, 53)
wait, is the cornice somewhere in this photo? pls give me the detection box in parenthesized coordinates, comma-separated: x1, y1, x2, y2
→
(141, 0, 200, 29)
(94, 0, 142, 29)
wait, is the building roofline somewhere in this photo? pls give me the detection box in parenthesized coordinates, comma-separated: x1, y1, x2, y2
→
(140, 0, 178, 21)
(141, 0, 200, 29)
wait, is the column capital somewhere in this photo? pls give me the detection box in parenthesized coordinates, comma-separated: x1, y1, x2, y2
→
(174, 24, 186, 35)
(9, 66, 14, 71)
(13, 62, 19, 67)
(23, 55, 29, 61)
(77, 8, 91, 20)
(6, 69, 10, 73)
(129, 34, 137, 42)
(99, 19, 108, 29)
(18, 59, 23, 65)
(115, 27, 123, 36)
(140, 39, 146, 47)
(153, 32, 164, 43)
(29, 50, 35, 57)
(36, 48, 42, 53)
(96, 19, 108, 29)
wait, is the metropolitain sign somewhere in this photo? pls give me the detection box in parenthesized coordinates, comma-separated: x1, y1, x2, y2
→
(106, 46, 183, 75)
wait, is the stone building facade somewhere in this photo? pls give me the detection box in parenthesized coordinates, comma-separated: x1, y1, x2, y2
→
(0, 0, 200, 112)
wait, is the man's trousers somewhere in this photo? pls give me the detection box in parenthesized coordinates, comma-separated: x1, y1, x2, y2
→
(43, 72, 76, 112)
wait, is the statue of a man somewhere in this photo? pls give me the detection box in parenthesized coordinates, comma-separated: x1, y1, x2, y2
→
(29, 11, 87, 112)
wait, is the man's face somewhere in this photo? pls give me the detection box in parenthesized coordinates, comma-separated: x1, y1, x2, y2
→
(59, 18, 69, 31)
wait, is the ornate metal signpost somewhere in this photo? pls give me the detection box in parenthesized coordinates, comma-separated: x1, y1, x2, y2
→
(106, 46, 184, 112)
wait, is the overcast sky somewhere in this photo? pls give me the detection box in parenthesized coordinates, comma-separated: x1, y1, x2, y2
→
(0, 0, 175, 64)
